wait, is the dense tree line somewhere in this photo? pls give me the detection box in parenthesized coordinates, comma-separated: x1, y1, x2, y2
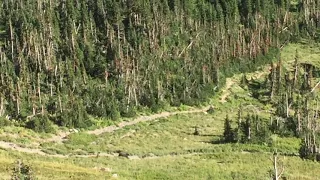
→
(0, 0, 319, 131)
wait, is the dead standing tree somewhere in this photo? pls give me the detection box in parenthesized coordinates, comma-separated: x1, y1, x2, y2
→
(270, 152, 285, 180)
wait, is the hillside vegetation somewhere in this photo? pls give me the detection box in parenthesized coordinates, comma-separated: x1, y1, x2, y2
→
(0, 43, 319, 179)
(0, 0, 317, 130)
(1, 0, 320, 180)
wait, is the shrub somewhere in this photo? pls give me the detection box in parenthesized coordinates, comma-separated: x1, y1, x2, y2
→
(56, 101, 92, 128)
(25, 115, 55, 133)
(0, 116, 12, 126)
(120, 106, 137, 118)
(299, 140, 320, 161)
(150, 101, 166, 113)
(11, 160, 35, 180)
(206, 106, 215, 114)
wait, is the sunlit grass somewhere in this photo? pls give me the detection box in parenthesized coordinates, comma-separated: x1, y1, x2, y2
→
(0, 147, 320, 180)
(282, 42, 320, 70)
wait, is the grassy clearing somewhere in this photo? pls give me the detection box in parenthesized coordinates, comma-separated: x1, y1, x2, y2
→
(281, 42, 320, 69)
(41, 113, 221, 156)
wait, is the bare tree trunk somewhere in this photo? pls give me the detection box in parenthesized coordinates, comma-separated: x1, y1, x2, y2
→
(9, 19, 14, 61)
(270, 63, 276, 101)
(272, 153, 285, 180)
(16, 83, 20, 115)
(297, 108, 301, 132)
(37, 73, 42, 105)
(0, 96, 4, 116)
(293, 50, 299, 87)
(286, 92, 289, 118)
(273, 155, 279, 180)
(58, 95, 62, 113)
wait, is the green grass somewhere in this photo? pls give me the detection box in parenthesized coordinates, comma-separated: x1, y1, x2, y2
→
(0, 148, 319, 180)
(38, 89, 297, 158)
(282, 42, 320, 70)
(42, 113, 222, 156)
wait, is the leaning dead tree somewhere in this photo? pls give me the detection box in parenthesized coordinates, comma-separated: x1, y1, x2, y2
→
(270, 152, 285, 180)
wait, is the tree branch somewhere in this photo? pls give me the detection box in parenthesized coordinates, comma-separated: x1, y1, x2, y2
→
(311, 80, 320, 93)
(178, 33, 200, 58)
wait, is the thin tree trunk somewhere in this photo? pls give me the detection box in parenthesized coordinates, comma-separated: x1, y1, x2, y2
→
(286, 92, 289, 118)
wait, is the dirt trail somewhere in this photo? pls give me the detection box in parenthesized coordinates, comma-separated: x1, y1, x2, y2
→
(88, 108, 209, 135)
(44, 131, 71, 143)
(219, 78, 234, 103)
(0, 141, 64, 158)
(42, 106, 210, 144)
(219, 67, 268, 103)
(0, 140, 202, 159)
(0, 139, 290, 160)
(0, 140, 121, 158)
(0, 107, 210, 157)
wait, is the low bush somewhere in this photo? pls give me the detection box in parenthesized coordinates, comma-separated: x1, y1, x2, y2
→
(11, 160, 35, 180)
(25, 115, 55, 133)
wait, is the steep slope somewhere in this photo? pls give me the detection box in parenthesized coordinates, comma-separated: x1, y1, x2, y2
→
(0, 0, 315, 130)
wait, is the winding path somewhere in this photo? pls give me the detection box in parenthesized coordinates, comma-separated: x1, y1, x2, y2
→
(0, 139, 206, 159)
(43, 106, 211, 144)
(0, 68, 263, 158)
(0, 106, 211, 158)
(87, 108, 209, 135)
(219, 78, 234, 103)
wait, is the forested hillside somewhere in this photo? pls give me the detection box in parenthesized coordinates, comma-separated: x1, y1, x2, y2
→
(0, 0, 318, 130)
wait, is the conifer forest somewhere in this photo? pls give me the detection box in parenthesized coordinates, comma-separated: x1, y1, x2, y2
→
(2, 0, 320, 179)
(0, 0, 306, 127)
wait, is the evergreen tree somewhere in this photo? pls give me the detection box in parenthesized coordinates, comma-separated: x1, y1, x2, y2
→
(223, 115, 235, 143)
